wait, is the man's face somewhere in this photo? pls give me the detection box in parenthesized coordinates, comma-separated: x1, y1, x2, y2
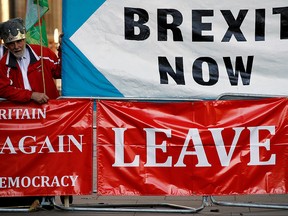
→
(5, 39, 26, 58)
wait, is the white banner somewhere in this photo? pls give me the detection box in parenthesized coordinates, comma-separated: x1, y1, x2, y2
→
(62, 0, 288, 99)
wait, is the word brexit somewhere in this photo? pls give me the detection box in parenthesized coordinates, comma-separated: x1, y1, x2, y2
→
(124, 7, 288, 42)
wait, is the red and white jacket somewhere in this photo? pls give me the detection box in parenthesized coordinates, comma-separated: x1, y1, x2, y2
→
(0, 44, 61, 102)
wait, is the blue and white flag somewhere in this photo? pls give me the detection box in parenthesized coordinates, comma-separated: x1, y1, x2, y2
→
(62, 0, 288, 99)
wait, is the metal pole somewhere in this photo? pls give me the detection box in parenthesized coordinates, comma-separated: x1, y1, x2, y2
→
(53, 196, 208, 213)
(210, 196, 288, 210)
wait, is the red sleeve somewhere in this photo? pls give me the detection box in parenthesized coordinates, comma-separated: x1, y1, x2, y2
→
(0, 63, 32, 103)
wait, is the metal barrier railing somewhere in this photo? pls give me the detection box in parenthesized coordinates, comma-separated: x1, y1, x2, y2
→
(0, 95, 288, 213)
(208, 93, 288, 211)
(54, 196, 208, 213)
(216, 92, 284, 100)
(210, 196, 288, 210)
(57, 99, 208, 213)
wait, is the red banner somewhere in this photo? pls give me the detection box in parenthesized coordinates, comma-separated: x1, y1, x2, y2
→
(0, 99, 93, 197)
(97, 98, 288, 196)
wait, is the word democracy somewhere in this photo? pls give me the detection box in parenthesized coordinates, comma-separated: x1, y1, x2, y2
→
(0, 175, 78, 189)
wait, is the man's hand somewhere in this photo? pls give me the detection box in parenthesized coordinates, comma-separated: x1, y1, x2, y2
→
(31, 92, 49, 104)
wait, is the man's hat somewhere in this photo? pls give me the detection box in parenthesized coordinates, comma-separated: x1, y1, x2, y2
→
(0, 18, 26, 44)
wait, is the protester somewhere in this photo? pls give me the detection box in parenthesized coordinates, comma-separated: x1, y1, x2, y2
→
(0, 17, 61, 104)
(0, 17, 61, 210)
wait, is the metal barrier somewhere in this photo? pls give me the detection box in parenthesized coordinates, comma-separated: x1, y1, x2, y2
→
(216, 92, 286, 100)
(207, 93, 288, 211)
(1, 95, 288, 213)
(210, 196, 288, 210)
(56, 98, 208, 213)
(54, 196, 208, 213)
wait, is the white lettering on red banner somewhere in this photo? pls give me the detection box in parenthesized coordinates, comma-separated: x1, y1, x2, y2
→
(0, 108, 46, 119)
(112, 126, 276, 167)
(0, 175, 78, 189)
(0, 100, 93, 197)
(0, 135, 83, 154)
(97, 98, 288, 195)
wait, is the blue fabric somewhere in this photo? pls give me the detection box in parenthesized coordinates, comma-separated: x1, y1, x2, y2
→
(62, 0, 122, 97)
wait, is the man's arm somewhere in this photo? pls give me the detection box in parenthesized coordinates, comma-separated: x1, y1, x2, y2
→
(0, 72, 32, 102)
(0, 63, 48, 104)
(31, 92, 49, 104)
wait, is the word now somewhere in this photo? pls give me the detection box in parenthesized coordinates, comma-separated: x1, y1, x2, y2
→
(159, 56, 253, 86)
(112, 126, 276, 167)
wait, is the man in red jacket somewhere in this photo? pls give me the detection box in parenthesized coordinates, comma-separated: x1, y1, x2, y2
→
(0, 18, 61, 210)
(0, 17, 61, 104)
